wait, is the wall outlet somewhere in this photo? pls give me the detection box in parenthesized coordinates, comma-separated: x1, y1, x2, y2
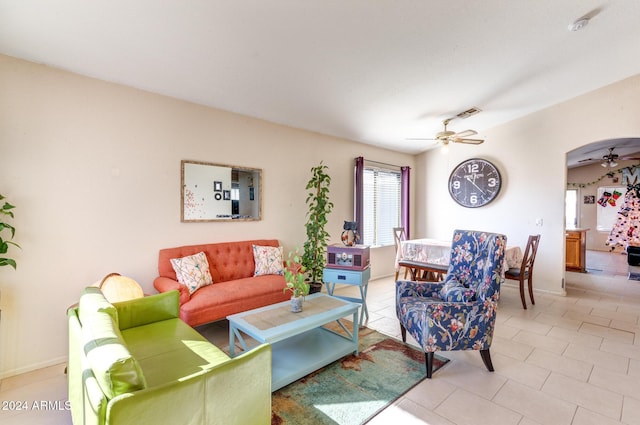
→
(535, 218, 543, 226)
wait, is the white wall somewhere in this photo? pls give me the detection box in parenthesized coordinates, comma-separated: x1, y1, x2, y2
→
(416, 74, 640, 295)
(0, 55, 415, 377)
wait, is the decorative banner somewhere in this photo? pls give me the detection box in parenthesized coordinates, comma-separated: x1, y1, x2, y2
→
(568, 164, 640, 188)
(623, 166, 640, 186)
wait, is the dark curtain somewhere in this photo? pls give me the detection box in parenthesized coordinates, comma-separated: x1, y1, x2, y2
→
(401, 166, 411, 239)
(354, 156, 364, 239)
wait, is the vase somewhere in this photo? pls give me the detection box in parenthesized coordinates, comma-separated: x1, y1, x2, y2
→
(290, 296, 303, 313)
(341, 229, 360, 246)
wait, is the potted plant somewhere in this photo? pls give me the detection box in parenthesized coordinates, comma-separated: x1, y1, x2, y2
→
(302, 162, 334, 294)
(0, 194, 20, 269)
(283, 250, 310, 312)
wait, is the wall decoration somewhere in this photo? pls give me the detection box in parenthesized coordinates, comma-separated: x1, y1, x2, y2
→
(584, 195, 595, 204)
(448, 158, 502, 208)
(567, 164, 640, 188)
(597, 186, 625, 232)
(181, 160, 262, 222)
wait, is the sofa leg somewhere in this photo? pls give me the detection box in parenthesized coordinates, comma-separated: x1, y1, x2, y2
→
(400, 323, 407, 342)
(480, 349, 494, 372)
(425, 352, 434, 379)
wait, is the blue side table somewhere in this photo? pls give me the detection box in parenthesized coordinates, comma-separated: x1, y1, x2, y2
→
(322, 266, 371, 326)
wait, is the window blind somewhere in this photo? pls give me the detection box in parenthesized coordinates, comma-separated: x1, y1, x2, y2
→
(362, 166, 401, 247)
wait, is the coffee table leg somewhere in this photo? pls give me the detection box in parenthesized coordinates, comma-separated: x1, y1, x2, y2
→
(325, 282, 335, 296)
(229, 324, 250, 357)
(352, 310, 359, 355)
(358, 283, 369, 326)
(229, 324, 236, 357)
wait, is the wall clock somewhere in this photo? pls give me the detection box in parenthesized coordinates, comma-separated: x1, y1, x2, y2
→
(448, 158, 502, 208)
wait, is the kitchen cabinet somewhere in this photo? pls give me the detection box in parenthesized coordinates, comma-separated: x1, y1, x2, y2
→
(566, 228, 589, 272)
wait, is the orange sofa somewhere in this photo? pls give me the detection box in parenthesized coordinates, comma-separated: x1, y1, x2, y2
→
(153, 239, 290, 327)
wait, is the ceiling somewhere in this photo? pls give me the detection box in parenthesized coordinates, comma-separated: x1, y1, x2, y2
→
(1, 1, 639, 156)
(567, 137, 640, 168)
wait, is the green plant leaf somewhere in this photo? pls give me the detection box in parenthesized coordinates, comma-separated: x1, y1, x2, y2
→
(1, 202, 16, 217)
(0, 222, 15, 238)
(0, 258, 17, 269)
(0, 194, 19, 268)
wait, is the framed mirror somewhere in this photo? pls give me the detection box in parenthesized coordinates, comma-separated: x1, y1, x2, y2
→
(181, 160, 262, 222)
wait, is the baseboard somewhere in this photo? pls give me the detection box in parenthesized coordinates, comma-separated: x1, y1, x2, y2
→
(0, 355, 68, 380)
(500, 280, 566, 296)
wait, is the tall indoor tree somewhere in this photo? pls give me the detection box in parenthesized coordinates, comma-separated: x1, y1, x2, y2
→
(302, 162, 333, 293)
(0, 194, 20, 269)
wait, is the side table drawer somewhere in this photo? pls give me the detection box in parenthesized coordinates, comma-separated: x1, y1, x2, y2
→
(323, 267, 371, 285)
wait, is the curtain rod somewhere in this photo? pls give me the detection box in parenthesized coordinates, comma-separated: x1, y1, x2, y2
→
(363, 159, 406, 169)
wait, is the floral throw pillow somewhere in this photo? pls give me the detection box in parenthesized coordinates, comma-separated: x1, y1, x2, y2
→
(253, 245, 284, 276)
(170, 252, 213, 295)
(438, 277, 476, 302)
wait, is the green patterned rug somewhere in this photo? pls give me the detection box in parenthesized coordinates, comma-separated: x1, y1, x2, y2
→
(270, 327, 449, 425)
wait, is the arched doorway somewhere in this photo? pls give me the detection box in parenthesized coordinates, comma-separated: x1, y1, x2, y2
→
(567, 137, 640, 277)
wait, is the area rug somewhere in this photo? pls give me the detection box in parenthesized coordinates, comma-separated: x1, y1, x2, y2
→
(270, 326, 449, 425)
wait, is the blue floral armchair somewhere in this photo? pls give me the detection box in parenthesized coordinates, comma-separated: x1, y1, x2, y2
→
(396, 229, 507, 378)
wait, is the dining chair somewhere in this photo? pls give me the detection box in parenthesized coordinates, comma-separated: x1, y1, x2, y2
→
(393, 227, 409, 280)
(505, 234, 541, 309)
(396, 229, 507, 378)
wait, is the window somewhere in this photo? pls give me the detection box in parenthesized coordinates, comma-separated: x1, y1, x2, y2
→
(362, 166, 401, 247)
(565, 189, 578, 228)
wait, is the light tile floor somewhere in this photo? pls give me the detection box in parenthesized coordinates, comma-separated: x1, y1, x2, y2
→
(3, 255, 640, 424)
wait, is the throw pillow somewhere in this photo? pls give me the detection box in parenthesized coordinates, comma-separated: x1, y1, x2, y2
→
(438, 278, 476, 302)
(253, 245, 284, 276)
(170, 251, 213, 295)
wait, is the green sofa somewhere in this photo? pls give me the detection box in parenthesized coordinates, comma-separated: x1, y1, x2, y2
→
(67, 287, 271, 425)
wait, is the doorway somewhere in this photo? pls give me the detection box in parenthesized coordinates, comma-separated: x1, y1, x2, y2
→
(566, 137, 640, 278)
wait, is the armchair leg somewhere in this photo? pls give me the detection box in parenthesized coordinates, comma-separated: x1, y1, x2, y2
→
(425, 352, 434, 379)
(400, 324, 407, 342)
(480, 349, 494, 372)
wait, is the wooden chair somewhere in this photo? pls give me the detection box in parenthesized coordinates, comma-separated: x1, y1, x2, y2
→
(505, 235, 541, 309)
(97, 272, 144, 303)
(393, 227, 409, 280)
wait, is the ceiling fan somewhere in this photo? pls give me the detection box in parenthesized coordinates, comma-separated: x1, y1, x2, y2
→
(600, 147, 619, 168)
(407, 118, 484, 146)
(577, 147, 640, 168)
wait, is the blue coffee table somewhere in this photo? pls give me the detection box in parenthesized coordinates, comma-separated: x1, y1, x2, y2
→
(227, 293, 359, 391)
